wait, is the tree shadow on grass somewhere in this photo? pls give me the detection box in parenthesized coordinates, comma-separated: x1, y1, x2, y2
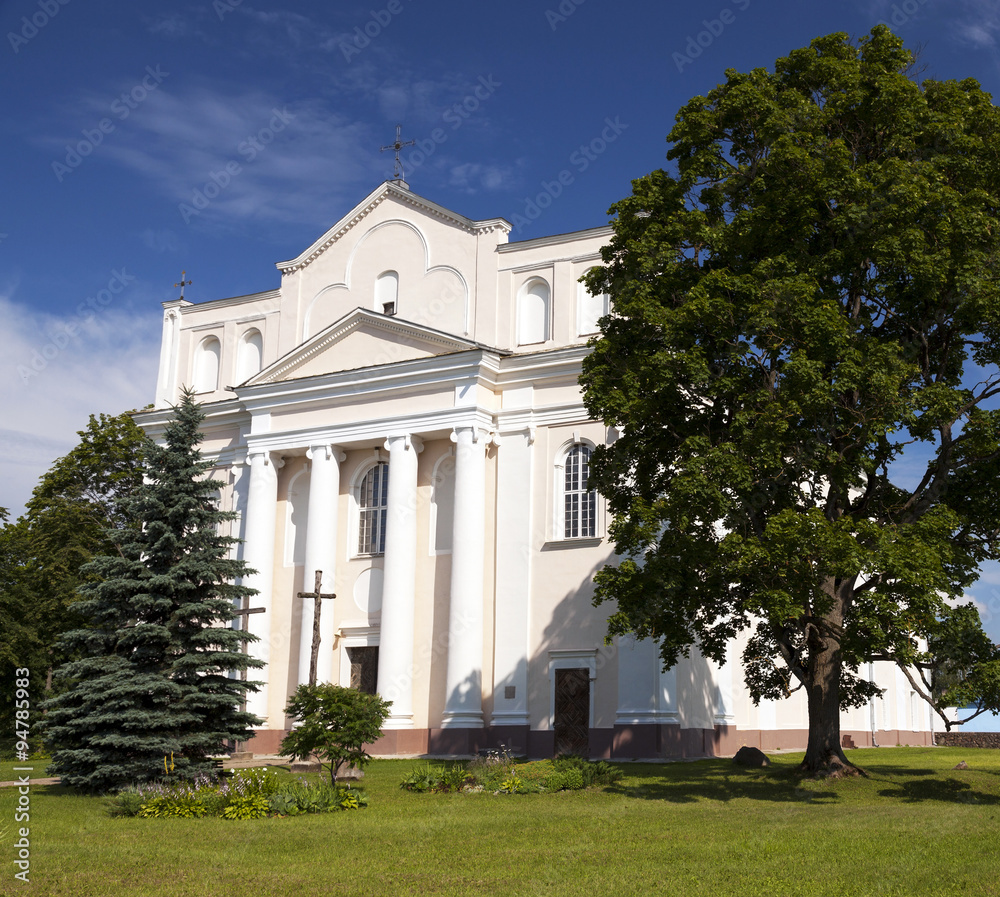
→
(604, 761, 839, 805)
(873, 776, 1000, 804)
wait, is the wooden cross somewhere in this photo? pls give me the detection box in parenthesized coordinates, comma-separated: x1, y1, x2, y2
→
(173, 270, 192, 300)
(297, 570, 336, 687)
(232, 600, 265, 683)
(380, 124, 416, 180)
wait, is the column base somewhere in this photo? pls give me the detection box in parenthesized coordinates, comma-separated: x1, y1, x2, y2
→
(381, 714, 415, 730)
(440, 712, 485, 729)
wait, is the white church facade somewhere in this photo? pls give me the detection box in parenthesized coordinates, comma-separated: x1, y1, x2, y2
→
(135, 180, 936, 757)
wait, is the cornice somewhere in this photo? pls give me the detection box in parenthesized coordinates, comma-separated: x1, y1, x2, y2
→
(497, 225, 613, 253)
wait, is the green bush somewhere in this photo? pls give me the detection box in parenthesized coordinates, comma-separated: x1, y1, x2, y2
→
(139, 793, 209, 819)
(400, 756, 622, 795)
(269, 779, 367, 815)
(400, 765, 443, 793)
(104, 787, 146, 818)
(222, 795, 270, 820)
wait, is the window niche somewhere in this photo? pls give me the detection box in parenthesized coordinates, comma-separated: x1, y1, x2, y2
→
(376, 271, 399, 317)
(236, 328, 263, 383)
(193, 336, 221, 393)
(517, 278, 550, 345)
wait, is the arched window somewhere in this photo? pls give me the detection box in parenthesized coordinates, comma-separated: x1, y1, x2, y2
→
(357, 462, 389, 555)
(517, 279, 550, 345)
(577, 270, 609, 336)
(193, 336, 221, 393)
(376, 271, 399, 316)
(236, 328, 263, 383)
(562, 443, 596, 539)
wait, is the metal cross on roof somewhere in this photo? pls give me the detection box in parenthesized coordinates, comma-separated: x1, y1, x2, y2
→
(380, 124, 416, 181)
(173, 270, 192, 300)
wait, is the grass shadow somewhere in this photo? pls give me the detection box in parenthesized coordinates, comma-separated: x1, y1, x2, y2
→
(603, 759, 840, 805)
(875, 776, 1000, 804)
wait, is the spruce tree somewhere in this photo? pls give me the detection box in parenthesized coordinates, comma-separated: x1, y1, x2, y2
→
(44, 391, 263, 792)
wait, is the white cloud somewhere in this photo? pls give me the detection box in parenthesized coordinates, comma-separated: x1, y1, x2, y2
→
(0, 293, 160, 518)
(447, 162, 512, 193)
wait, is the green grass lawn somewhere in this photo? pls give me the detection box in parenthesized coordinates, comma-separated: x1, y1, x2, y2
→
(2, 748, 999, 897)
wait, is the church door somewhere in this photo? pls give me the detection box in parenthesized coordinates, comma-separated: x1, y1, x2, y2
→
(553, 668, 590, 757)
(348, 646, 379, 695)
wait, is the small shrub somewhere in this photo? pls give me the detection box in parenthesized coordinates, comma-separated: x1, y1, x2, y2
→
(222, 795, 270, 819)
(497, 774, 524, 794)
(139, 793, 208, 819)
(105, 787, 146, 818)
(400, 765, 442, 793)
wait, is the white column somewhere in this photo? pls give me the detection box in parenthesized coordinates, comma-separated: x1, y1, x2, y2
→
(491, 428, 533, 728)
(441, 427, 487, 728)
(298, 444, 345, 687)
(713, 654, 736, 727)
(377, 433, 422, 728)
(242, 450, 281, 725)
(155, 308, 180, 408)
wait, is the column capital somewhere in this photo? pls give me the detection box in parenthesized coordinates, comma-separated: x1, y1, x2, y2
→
(384, 433, 423, 453)
(449, 426, 490, 447)
(306, 443, 346, 463)
(247, 449, 284, 468)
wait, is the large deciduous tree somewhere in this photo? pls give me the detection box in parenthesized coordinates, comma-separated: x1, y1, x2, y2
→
(0, 412, 146, 749)
(582, 27, 1000, 776)
(44, 392, 263, 791)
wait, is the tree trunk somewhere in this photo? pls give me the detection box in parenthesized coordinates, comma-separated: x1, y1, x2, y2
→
(799, 587, 861, 777)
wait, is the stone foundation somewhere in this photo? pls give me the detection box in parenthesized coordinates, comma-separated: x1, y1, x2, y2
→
(933, 731, 1000, 749)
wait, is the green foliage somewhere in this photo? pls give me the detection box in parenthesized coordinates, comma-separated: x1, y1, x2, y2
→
(399, 764, 443, 793)
(103, 768, 367, 819)
(141, 793, 210, 819)
(281, 683, 391, 786)
(43, 392, 263, 792)
(0, 414, 146, 743)
(581, 25, 1000, 769)
(400, 756, 621, 795)
(267, 779, 367, 815)
(221, 795, 270, 820)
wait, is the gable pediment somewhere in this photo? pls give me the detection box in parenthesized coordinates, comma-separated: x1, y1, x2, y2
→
(246, 309, 484, 385)
(275, 181, 510, 275)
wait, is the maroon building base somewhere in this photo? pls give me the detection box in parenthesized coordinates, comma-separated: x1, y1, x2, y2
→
(241, 724, 934, 760)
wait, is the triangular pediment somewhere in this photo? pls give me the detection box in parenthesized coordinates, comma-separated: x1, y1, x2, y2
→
(275, 180, 510, 274)
(246, 308, 484, 385)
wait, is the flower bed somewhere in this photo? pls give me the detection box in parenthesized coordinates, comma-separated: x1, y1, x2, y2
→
(105, 767, 367, 819)
(400, 754, 621, 795)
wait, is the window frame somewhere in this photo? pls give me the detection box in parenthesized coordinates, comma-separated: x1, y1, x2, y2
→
(553, 439, 600, 541)
(355, 460, 389, 557)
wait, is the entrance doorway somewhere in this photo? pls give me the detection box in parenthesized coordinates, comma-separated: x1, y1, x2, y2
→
(553, 667, 590, 757)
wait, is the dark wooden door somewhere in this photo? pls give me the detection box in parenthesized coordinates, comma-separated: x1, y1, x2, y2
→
(554, 667, 590, 757)
(348, 646, 379, 695)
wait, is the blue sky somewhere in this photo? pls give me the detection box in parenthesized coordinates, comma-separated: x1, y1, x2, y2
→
(4, 0, 1000, 642)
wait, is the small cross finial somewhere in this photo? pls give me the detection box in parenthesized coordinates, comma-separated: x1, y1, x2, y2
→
(174, 270, 192, 300)
(380, 124, 416, 181)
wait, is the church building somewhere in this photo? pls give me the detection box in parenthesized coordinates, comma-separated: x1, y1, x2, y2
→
(136, 179, 936, 758)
